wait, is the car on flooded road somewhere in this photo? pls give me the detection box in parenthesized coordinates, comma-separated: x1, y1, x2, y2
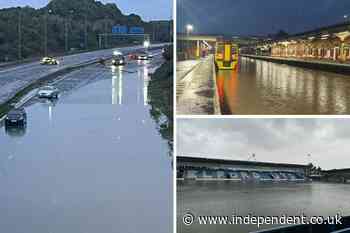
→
(137, 53, 150, 60)
(40, 56, 59, 65)
(5, 107, 27, 126)
(37, 85, 59, 99)
(112, 54, 126, 66)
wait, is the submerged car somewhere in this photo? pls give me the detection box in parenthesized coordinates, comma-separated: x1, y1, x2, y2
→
(37, 85, 59, 98)
(5, 108, 27, 126)
(112, 55, 125, 66)
(40, 57, 59, 65)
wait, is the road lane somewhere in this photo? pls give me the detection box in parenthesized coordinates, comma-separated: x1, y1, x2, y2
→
(0, 50, 172, 233)
(0, 44, 166, 105)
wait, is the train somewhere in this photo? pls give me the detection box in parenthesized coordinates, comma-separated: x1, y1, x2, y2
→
(214, 39, 239, 70)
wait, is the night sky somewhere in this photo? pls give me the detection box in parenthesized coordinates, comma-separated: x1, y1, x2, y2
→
(177, 0, 350, 36)
(0, 0, 172, 21)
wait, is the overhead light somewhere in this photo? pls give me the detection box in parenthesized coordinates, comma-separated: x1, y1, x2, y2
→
(143, 40, 150, 48)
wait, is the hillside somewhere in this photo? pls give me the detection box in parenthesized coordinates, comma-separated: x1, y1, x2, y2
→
(0, 0, 170, 62)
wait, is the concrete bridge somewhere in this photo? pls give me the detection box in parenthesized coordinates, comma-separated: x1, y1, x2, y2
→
(177, 33, 265, 60)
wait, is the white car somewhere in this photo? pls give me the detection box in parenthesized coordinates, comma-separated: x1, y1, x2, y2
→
(137, 53, 149, 60)
(37, 85, 59, 98)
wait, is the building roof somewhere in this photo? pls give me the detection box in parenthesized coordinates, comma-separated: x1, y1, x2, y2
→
(323, 168, 350, 174)
(292, 21, 350, 38)
(177, 156, 310, 169)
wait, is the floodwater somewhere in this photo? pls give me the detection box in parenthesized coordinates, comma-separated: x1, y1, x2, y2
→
(217, 57, 350, 114)
(0, 51, 172, 233)
(177, 181, 350, 233)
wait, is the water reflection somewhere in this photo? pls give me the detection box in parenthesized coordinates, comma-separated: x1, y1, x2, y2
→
(178, 181, 350, 233)
(143, 65, 149, 106)
(37, 98, 58, 122)
(111, 66, 123, 105)
(5, 123, 27, 137)
(219, 57, 350, 114)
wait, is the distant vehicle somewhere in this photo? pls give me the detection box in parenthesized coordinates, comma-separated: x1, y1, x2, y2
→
(137, 53, 149, 60)
(112, 55, 125, 66)
(37, 85, 59, 98)
(147, 53, 154, 59)
(40, 57, 59, 65)
(128, 53, 138, 60)
(5, 108, 27, 126)
(98, 57, 106, 65)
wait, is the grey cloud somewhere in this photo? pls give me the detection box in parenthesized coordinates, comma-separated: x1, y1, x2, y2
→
(177, 118, 350, 170)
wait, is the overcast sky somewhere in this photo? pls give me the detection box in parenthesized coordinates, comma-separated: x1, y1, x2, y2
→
(178, 118, 350, 170)
(177, 0, 350, 36)
(0, 0, 172, 21)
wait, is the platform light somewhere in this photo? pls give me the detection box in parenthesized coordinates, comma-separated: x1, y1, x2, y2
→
(186, 24, 194, 34)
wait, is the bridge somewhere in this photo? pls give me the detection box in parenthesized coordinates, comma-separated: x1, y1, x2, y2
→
(177, 33, 264, 60)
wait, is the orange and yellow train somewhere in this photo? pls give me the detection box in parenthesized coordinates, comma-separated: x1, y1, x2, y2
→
(215, 39, 239, 70)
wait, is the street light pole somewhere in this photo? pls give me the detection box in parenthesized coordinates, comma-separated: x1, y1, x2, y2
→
(186, 24, 193, 59)
(84, 14, 88, 50)
(44, 9, 52, 56)
(65, 10, 74, 52)
(84, 2, 88, 50)
(44, 10, 47, 56)
(18, 9, 22, 60)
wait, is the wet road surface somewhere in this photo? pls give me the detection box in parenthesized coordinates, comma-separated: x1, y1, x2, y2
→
(178, 181, 350, 233)
(0, 50, 172, 233)
(217, 57, 350, 114)
(0, 44, 166, 105)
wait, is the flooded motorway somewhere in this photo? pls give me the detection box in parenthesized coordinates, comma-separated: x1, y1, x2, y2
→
(177, 181, 350, 233)
(0, 50, 172, 233)
(217, 57, 350, 114)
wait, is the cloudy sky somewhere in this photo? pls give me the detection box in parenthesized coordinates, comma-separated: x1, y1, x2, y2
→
(0, 0, 172, 21)
(177, 0, 350, 36)
(178, 118, 350, 170)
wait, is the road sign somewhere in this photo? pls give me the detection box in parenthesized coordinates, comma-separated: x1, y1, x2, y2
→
(112, 25, 128, 34)
(129, 27, 144, 34)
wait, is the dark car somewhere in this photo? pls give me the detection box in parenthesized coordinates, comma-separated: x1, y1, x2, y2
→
(112, 55, 125, 66)
(5, 108, 27, 126)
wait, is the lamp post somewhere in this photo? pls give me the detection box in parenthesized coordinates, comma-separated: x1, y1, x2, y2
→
(44, 9, 53, 56)
(18, 8, 22, 60)
(185, 24, 193, 58)
(65, 10, 74, 52)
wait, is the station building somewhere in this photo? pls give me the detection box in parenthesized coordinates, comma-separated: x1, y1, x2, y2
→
(177, 156, 311, 182)
(255, 22, 350, 62)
